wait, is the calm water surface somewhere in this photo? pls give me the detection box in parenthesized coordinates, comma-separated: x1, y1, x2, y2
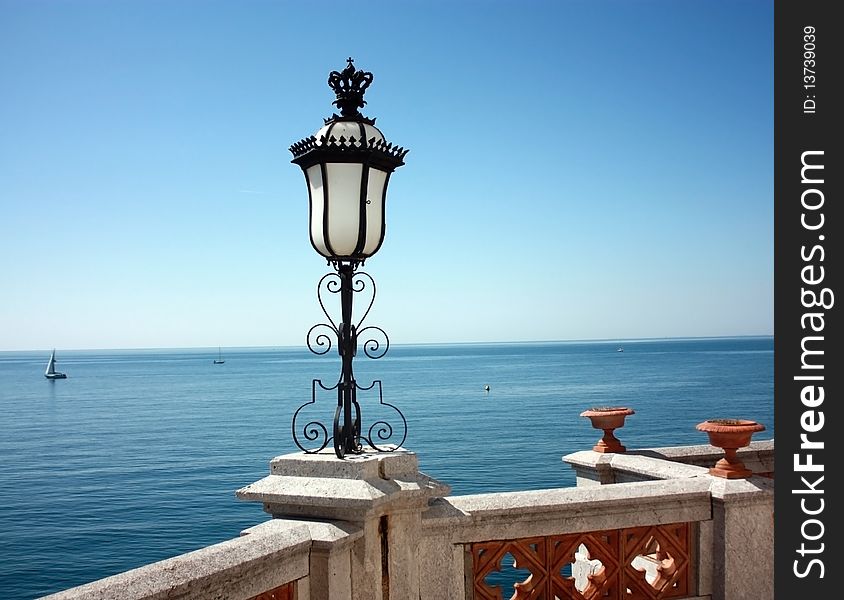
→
(0, 337, 773, 599)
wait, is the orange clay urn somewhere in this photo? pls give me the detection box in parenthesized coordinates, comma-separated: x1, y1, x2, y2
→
(696, 418, 765, 479)
(580, 407, 635, 453)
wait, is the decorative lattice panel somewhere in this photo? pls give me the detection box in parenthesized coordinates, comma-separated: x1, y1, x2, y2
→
(472, 523, 692, 599)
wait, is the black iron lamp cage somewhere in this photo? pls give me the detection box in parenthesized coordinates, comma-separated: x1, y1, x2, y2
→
(289, 58, 408, 458)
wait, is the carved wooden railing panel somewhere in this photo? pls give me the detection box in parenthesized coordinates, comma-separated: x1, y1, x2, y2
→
(472, 523, 691, 600)
(247, 581, 295, 600)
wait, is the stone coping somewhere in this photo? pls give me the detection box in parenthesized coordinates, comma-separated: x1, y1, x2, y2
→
(565, 450, 711, 480)
(633, 438, 774, 469)
(41, 521, 311, 600)
(422, 478, 713, 542)
(564, 438, 774, 482)
(242, 518, 364, 552)
(237, 448, 450, 520)
(708, 475, 774, 503)
(237, 472, 449, 512)
(428, 477, 711, 519)
(268, 447, 422, 480)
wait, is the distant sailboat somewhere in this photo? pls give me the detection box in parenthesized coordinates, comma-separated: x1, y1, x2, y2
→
(213, 347, 225, 364)
(45, 349, 67, 379)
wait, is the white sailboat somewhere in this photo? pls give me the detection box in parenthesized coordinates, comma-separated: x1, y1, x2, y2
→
(45, 349, 67, 379)
(213, 347, 225, 364)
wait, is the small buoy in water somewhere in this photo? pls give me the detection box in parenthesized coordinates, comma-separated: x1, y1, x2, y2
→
(484, 384, 490, 392)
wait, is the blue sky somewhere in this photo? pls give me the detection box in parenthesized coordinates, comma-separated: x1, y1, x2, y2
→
(0, 0, 773, 351)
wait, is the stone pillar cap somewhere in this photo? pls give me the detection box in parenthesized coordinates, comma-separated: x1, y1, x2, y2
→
(268, 447, 422, 480)
(236, 448, 451, 522)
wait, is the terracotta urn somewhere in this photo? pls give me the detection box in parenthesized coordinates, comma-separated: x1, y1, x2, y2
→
(696, 418, 765, 479)
(580, 407, 634, 453)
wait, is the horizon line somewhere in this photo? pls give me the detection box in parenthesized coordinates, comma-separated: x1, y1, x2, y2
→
(0, 334, 774, 354)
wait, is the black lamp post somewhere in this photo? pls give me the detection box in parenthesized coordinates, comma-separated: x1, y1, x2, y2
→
(289, 58, 408, 458)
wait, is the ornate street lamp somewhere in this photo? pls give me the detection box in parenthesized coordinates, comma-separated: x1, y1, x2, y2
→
(289, 58, 408, 458)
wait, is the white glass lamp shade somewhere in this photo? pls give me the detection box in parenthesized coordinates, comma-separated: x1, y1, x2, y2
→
(304, 162, 389, 259)
(290, 119, 407, 262)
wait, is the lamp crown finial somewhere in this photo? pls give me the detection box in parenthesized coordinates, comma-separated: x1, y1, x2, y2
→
(327, 57, 373, 119)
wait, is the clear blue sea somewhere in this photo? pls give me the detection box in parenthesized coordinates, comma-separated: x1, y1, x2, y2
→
(0, 337, 773, 599)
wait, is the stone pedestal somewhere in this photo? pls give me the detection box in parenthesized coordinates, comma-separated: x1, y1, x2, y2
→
(708, 477, 774, 600)
(237, 449, 450, 600)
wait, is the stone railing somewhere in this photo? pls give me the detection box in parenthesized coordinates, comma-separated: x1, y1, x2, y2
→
(40, 519, 312, 600)
(41, 440, 774, 600)
(419, 478, 713, 599)
(562, 440, 774, 600)
(565, 440, 775, 486)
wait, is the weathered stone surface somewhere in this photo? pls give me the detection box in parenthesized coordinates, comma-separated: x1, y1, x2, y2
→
(242, 518, 363, 552)
(565, 440, 774, 485)
(565, 451, 617, 485)
(564, 450, 710, 484)
(611, 454, 710, 481)
(388, 511, 423, 600)
(40, 522, 311, 600)
(631, 439, 774, 474)
(418, 536, 464, 600)
(707, 473, 774, 502)
(268, 448, 421, 480)
(238, 449, 451, 600)
(237, 449, 450, 522)
(422, 478, 712, 543)
(697, 518, 714, 596)
(708, 477, 774, 600)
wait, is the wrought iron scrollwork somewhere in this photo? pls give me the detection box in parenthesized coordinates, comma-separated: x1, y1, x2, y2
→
(357, 326, 389, 359)
(306, 323, 336, 356)
(292, 262, 405, 458)
(357, 380, 406, 451)
(291, 379, 336, 454)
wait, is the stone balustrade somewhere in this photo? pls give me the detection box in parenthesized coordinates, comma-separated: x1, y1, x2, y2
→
(419, 477, 714, 599)
(40, 519, 312, 600)
(565, 440, 774, 486)
(563, 440, 774, 600)
(40, 441, 774, 600)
